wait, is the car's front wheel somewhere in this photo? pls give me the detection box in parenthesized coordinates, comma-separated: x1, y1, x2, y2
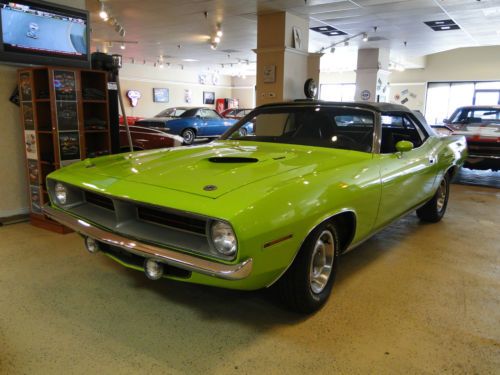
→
(416, 174, 450, 222)
(181, 128, 196, 145)
(278, 222, 340, 314)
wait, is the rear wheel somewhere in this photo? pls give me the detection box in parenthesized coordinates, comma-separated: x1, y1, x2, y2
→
(278, 222, 340, 314)
(416, 174, 450, 222)
(181, 128, 196, 145)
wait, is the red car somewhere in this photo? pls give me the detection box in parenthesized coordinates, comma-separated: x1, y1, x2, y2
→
(119, 115, 143, 125)
(443, 105, 500, 171)
(119, 125, 183, 151)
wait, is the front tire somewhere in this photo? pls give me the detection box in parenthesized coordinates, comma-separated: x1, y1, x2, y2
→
(181, 128, 196, 145)
(278, 222, 340, 314)
(416, 174, 450, 222)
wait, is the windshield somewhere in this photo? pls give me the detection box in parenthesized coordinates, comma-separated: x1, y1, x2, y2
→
(449, 108, 500, 125)
(222, 106, 375, 152)
(155, 108, 192, 118)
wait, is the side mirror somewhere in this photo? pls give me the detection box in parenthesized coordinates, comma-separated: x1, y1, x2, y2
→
(443, 119, 450, 124)
(395, 140, 414, 153)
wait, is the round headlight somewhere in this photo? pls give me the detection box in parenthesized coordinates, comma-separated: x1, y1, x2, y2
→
(210, 221, 237, 257)
(55, 182, 67, 205)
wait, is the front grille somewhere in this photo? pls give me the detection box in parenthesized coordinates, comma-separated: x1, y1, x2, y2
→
(467, 141, 500, 157)
(85, 191, 115, 211)
(137, 206, 207, 235)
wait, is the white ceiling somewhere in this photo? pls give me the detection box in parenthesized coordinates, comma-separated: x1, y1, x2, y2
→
(88, 0, 500, 72)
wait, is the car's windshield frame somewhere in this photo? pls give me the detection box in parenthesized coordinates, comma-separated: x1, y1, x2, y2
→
(221, 105, 378, 153)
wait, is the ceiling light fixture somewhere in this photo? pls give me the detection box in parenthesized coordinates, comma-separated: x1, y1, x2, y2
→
(214, 36, 221, 43)
(318, 31, 368, 53)
(210, 42, 217, 50)
(99, 2, 108, 21)
(120, 43, 125, 50)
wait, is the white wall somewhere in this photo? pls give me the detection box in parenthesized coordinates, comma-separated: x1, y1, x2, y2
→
(119, 63, 233, 118)
(319, 46, 500, 113)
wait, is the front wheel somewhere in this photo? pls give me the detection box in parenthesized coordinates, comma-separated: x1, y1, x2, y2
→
(181, 128, 196, 145)
(416, 174, 450, 222)
(278, 222, 340, 314)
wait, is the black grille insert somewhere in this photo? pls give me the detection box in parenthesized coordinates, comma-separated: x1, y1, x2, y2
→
(85, 191, 115, 211)
(467, 141, 500, 156)
(137, 206, 207, 235)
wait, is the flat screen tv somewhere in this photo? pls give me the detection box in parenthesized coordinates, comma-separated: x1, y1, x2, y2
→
(0, 0, 90, 68)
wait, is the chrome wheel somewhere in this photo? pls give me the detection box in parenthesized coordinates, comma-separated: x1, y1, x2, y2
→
(436, 178, 447, 212)
(309, 230, 335, 294)
(182, 129, 195, 144)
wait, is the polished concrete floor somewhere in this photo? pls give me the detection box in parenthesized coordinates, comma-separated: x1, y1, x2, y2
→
(1, 172, 499, 374)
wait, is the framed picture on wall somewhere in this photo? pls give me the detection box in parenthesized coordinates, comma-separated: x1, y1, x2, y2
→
(153, 88, 169, 103)
(203, 91, 215, 105)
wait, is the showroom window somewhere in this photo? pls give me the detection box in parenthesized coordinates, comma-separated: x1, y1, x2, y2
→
(320, 83, 356, 102)
(425, 81, 500, 125)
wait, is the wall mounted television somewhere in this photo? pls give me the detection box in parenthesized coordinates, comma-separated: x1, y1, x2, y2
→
(0, 0, 90, 68)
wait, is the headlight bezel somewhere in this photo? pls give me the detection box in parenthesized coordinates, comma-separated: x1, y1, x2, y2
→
(207, 220, 238, 260)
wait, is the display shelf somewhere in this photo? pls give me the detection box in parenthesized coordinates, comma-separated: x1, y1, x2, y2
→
(83, 99, 107, 103)
(18, 67, 110, 233)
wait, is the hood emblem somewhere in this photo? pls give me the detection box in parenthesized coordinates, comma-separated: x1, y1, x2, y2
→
(203, 185, 218, 191)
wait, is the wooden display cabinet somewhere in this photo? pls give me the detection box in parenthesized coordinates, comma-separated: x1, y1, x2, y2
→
(18, 67, 111, 233)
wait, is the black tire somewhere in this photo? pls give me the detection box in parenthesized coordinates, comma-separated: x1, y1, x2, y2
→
(416, 174, 450, 223)
(181, 128, 196, 145)
(278, 222, 340, 314)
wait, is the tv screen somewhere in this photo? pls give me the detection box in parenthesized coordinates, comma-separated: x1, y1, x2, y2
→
(0, 0, 89, 67)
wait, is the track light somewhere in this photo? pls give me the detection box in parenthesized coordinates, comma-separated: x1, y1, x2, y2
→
(99, 2, 108, 21)
(216, 23, 223, 37)
(362, 33, 368, 42)
(214, 36, 221, 43)
(210, 42, 218, 50)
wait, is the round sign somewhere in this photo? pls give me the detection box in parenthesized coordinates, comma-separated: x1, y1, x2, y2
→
(360, 90, 371, 101)
(304, 78, 318, 99)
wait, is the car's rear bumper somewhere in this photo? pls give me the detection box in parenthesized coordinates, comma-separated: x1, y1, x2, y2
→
(43, 204, 253, 281)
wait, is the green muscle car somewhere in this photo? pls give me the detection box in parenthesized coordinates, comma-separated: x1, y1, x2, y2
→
(44, 101, 467, 313)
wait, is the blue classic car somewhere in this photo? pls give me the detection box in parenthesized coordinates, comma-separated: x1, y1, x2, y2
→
(135, 107, 239, 145)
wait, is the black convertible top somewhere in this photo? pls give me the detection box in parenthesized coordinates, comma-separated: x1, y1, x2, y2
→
(257, 100, 436, 135)
(259, 99, 413, 113)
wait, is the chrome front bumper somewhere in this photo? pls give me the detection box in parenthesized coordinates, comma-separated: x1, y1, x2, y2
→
(43, 205, 252, 280)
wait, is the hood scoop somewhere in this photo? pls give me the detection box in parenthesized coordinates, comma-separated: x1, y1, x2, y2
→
(208, 157, 259, 163)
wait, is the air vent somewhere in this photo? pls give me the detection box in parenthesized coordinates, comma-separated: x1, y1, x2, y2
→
(208, 157, 259, 163)
(85, 191, 114, 211)
(310, 25, 348, 36)
(137, 206, 207, 235)
(424, 19, 460, 31)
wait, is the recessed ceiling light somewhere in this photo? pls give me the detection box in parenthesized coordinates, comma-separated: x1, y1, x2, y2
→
(182, 58, 199, 62)
(424, 19, 460, 31)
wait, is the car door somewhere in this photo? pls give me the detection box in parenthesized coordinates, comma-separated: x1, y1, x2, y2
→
(201, 109, 229, 136)
(374, 112, 438, 228)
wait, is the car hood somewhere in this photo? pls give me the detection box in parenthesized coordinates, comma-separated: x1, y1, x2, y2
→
(81, 141, 359, 199)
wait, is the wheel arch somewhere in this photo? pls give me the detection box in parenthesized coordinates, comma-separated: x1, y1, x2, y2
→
(266, 209, 357, 288)
(445, 165, 459, 181)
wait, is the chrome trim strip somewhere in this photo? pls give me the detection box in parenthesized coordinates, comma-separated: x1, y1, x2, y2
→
(467, 154, 500, 160)
(43, 205, 252, 281)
